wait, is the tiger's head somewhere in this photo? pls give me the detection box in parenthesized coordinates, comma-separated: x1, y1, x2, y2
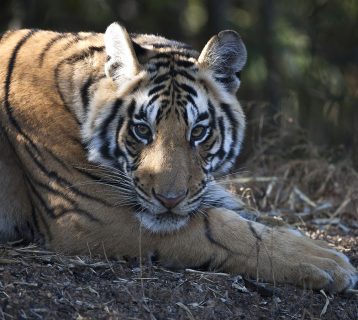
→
(84, 23, 247, 233)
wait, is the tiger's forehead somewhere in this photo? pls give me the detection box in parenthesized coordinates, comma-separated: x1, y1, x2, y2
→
(124, 48, 210, 125)
(132, 68, 209, 128)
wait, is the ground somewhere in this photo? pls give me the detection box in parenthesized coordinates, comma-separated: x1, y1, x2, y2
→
(1, 130, 358, 319)
(0, 228, 357, 319)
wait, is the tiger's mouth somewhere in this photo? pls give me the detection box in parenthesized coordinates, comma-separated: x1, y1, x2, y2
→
(136, 209, 190, 233)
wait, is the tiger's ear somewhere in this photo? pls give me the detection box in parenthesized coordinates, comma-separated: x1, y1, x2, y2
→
(198, 30, 247, 93)
(104, 22, 141, 82)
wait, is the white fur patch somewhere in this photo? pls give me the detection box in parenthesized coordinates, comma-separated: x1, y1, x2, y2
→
(137, 211, 189, 233)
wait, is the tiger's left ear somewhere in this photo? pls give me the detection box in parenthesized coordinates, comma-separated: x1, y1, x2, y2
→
(104, 22, 141, 82)
(198, 30, 247, 93)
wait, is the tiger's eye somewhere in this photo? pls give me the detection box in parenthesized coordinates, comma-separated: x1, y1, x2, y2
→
(134, 124, 151, 140)
(191, 125, 207, 141)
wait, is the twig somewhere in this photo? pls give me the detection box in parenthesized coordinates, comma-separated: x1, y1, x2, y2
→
(185, 269, 230, 277)
(101, 242, 115, 274)
(176, 302, 195, 320)
(319, 289, 331, 317)
(293, 187, 317, 207)
(331, 195, 351, 218)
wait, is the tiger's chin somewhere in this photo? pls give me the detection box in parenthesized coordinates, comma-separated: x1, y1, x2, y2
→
(136, 210, 190, 233)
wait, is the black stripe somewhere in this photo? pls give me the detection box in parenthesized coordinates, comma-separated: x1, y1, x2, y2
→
(151, 53, 170, 60)
(153, 73, 170, 84)
(154, 61, 171, 69)
(27, 177, 56, 222)
(127, 99, 136, 118)
(124, 139, 137, 157)
(80, 76, 94, 115)
(29, 198, 52, 242)
(65, 46, 105, 64)
(203, 134, 217, 153)
(43, 146, 72, 173)
(180, 83, 197, 97)
(136, 103, 147, 121)
(99, 99, 123, 159)
(73, 166, 102, 181)
(54, 67, 80, 122)
(99, 99, 123, 140)
(208, 100, 216, 127)
(3, 30, 42, 156)
(135, 184, 151, 198)
(204, 216, 232, 252)
(54, 45, 105, 121)
(248, 221, 262, 241)
(201, 130, 214, 150)
(218, 103, 239, 168)
(74, 166, 133, 192)
(31, 177, 76, 206)
(38, 33, 69, 66)
(185, 94, 197, 109)
(197, 112, 209, 122)
(28, 168, 101, 223)
(24, 144, 113, 207)
(29, 200, 42, 240)
(148, 84, 166, 96)
(135, 189, 151, 203)
(61, 33, 81, 50)
(28, 175, 100, 223)
(220, 103, 238, 128)
(147, 94, 160, 107)
(177, 70, 195, 81)
(216, 117, 226, 160)
(187, 187, 205, 205)
(175, 60, 195, 68)
(114, 117, 125, 158)
(215, 76, 234, 86)
(181, 106, 189, 125)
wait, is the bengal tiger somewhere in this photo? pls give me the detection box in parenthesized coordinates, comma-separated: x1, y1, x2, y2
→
(0, 23, 356, 293)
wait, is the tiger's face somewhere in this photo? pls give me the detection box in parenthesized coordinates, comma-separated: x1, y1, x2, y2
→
(85, 23, 247, 232)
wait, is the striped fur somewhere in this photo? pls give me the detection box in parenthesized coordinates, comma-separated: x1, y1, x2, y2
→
(0, 23, 356, 292)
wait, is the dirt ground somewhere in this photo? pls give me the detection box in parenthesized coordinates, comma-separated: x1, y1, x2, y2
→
(0, 227, 357, 320)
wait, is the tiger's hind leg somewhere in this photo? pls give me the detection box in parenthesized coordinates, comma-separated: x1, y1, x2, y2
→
(0, 130, 33, 243)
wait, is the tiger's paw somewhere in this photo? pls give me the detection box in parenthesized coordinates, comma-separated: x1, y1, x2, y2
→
(287, 244, 357, 293)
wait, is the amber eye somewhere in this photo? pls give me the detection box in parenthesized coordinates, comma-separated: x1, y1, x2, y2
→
(191, 125, 208, 141)
(133, 124, 152, 140)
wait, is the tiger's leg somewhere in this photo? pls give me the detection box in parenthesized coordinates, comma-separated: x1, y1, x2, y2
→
(48, 204, 357, 292)
(0, 131, 33, 242)
(150, 208, 357, 293)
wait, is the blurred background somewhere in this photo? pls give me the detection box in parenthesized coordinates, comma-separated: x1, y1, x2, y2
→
(1, 0, 358, 169)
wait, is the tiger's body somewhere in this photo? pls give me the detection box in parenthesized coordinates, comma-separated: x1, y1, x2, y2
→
(0, 24, 356, 292)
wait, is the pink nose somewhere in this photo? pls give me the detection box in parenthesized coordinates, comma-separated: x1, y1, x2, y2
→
(154, 191, 186, 209)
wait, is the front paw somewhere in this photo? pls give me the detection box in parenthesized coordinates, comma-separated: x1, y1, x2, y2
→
(284, 237, 357, 293)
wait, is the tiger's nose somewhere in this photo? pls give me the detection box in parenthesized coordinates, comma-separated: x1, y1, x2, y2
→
(154, 190, 186, 209)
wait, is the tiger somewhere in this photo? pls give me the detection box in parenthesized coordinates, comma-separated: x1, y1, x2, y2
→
(0, 22, 356, 293)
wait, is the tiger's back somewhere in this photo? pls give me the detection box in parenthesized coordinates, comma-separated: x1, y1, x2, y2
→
(0, 30, 106, 244)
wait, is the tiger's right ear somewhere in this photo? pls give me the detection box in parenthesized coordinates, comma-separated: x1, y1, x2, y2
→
(198, 30, 247, 93)
(104, 23, 141, 82)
